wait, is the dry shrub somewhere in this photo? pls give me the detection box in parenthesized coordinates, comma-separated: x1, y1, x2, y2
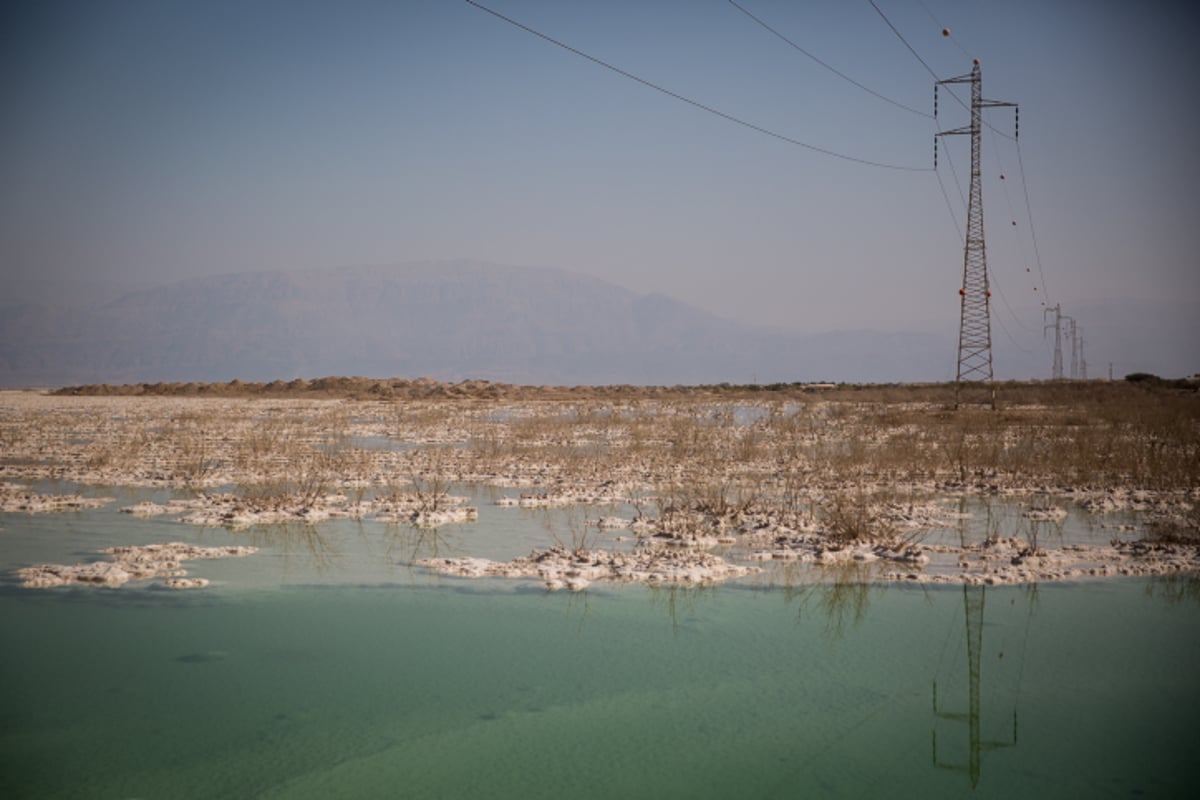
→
(820, 488, 895, 545)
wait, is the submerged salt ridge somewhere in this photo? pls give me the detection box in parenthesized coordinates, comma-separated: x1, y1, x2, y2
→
(417, 533, 1200, 591)
(17, 542, 257, 589)
(418, 546, 761, 592)
(118, 492, 478, 529)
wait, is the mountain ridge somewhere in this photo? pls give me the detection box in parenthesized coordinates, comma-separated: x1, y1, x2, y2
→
(1, 261, 953, 387)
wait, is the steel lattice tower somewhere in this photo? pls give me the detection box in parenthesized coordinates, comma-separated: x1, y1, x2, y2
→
(1044, 304, 1065, 380)
(936, 62, 1016, 408)
(1068, 318, 1079, 379)
(931, 585, 1019, 789)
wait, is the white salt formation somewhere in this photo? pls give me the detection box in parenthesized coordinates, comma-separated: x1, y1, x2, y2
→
(18, 542, 257, 589)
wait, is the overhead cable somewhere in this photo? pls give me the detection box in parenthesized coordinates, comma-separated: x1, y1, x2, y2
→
(465, 0, 931, 172)
(914, 0, 972, 61)
(869, 0, 1015, 142)
(727, 0, 931, 119)
(1016, 141, 1050, 301)
(867, 0, 942, 83)
(933, 165, 962, 242)
(990, 136, 1044, 331)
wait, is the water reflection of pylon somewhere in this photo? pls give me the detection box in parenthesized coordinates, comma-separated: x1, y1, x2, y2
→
(931, 585, 1017, 789)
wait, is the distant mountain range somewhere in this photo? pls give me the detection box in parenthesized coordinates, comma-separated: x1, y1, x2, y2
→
(1, 261, 958, 387)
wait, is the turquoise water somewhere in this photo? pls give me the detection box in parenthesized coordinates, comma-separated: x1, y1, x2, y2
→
(2, 502, 1199, 798)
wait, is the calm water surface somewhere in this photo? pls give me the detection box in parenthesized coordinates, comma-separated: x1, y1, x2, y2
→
(1, 495, 1197, 799)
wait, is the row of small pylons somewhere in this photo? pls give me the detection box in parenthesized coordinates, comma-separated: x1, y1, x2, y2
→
(1043, 304, 1087, 380)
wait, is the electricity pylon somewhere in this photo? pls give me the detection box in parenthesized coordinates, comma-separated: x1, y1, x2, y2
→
(932, 585, 1019, 789)
(1043, 304, 1064, 380)
(936, 61, 1016, 408)
(1079, 332, 1087, 380)
(1068, 318, 1079, 379)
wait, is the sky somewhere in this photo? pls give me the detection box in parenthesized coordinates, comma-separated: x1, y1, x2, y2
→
(2, 0, 1197, 378)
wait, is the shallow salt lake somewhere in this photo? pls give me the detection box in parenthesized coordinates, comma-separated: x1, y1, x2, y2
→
(2, 494, 1198, 798)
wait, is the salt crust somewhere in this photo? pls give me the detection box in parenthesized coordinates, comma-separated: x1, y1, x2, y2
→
(0, 490, 113, 513)
(17, 542, 257, 589)
(418, 545, 761, 591)
(4, 394, 1197, 590)
(118, 493, 478, 529)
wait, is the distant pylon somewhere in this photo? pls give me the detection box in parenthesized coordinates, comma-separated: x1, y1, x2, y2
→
(1079, 333, 1088, 380)
(937, 62, 1016, 408)
(1044, 304, 1064, 380)
(1068, 318, 1079, 379)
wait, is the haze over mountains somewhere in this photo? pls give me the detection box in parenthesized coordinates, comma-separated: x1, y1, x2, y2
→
(3, 260, 1039, 387)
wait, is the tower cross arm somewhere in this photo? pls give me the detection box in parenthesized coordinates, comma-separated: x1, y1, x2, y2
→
(937, 73, 976, 85)
(936, 126, 971, 137)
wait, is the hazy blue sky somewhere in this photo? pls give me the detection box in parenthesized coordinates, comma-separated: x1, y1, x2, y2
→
(3, 1, 1197, 377)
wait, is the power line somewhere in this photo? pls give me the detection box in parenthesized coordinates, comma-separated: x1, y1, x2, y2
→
(937, 130, 1037, 352)
(991, 292, 1036, 355)
(937, 83, 1038, 346)
(867, 0, 966, 122)
(872, 0, 1040, 363)
(868, 0, 942, 83)
(937, 121, 969, 212)
(937, 62, 1013, 405)
(990, 137, 1042, 334)
(465, 0, 931, 172)
(914, 0, 972, 61)
(933, 164, 962, 241)
(1016, 141, 1050, 302)
(727, 0, 931, 119)
(989, 267, 1039, 346)
(911, 2, 1048, 313)
(869, 0, 1015, 142)
(911, 4, 1042, 360)
(941, 134, 1037, 343)
(933, 87, 969, 230)
(925, 11, 1045, 314)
